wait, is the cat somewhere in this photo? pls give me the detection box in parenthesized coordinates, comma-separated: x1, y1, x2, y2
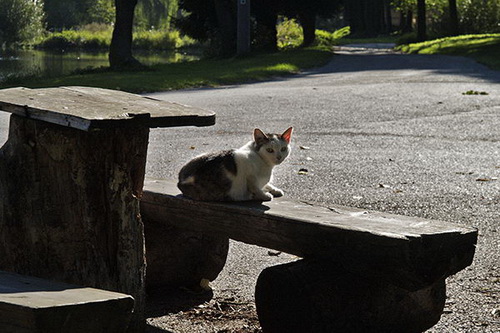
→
(178, 127, 293, 201)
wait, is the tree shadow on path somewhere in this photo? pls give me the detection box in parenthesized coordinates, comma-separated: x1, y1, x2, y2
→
(305, 45, 500, 84)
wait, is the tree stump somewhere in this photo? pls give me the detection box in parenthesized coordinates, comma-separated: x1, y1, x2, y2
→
(143, 211, 229, 293)
(255, 259, 446, 333)
(0, 115, 148, 332)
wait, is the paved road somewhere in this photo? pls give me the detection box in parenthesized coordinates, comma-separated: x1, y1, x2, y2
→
(1, 47, 498, 332)
(144, 47, 500, 332)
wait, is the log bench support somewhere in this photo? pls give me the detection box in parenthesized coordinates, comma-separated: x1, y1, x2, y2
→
(141, 179, 478, 333)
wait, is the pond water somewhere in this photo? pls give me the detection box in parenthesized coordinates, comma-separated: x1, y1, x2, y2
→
(0, 49, 200, 82)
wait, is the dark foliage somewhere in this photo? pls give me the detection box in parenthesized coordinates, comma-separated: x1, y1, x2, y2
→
(176, 0, 342, 56)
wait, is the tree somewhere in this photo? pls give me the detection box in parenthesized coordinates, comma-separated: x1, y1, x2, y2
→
(109, 0, 142, 69)
(253, 0, 342, 49)
(43, 0, 100, 29)
(416, 0, 426, 41)
(88, 0, 116, 25)
(344, 0, 392, 37)
(177, 0, 342, 55)
(135, 0, 178, 30)
(448, 0, 458, 35)
(0, 0, 45, 46)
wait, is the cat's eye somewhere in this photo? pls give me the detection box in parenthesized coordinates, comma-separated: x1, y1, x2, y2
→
(280, 147, 287, 152)
(266, 148, 274, 153)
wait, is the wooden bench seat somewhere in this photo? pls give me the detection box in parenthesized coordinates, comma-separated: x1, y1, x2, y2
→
(0, 271, 134, 333)
(140, 178, 478, 332)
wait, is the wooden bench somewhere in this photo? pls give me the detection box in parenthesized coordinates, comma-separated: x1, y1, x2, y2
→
(140, 179, 478, 333)
(0, 271, 134, 332)
(0, 86, 215, 331)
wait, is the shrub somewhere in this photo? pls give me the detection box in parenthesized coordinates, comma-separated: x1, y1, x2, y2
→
(37, 29, 111, 50)
(36, 28, 196, 51)
(277, 18, 304, 50)
(315, 26, 351, 47)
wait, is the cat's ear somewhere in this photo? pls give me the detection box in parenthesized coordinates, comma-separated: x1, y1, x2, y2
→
(281, 127, 293, 144)
(254, 128, 269, 145)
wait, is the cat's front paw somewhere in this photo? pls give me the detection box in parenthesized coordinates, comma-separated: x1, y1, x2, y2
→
(269, 188, 284, 197)
(253, 192, 273, 201)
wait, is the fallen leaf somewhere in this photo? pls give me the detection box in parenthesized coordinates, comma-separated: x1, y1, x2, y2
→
(268, 250, 282, 256)
(378, 183, 391, 188)
(306, 157, 313, 161)
(462, 90, 489, 95)
(299, 146, 310, 150)
(298, 168, 308, 175)
(189, 146, 196, 150)
(476, 177, 497, 182)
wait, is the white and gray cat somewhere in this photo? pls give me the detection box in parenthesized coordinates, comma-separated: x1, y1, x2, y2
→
(178, 127, 293, 201)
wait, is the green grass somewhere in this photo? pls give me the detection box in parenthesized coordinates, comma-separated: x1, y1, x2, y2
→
(35, 27, 196, 51)
(398, 34, 500, 70)
(0, 47, 333, 93)
(338, 35, 399, 45)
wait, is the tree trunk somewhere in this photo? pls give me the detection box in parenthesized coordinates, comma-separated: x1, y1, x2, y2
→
(417, 0, 427, 41)
(256, 259, 446, 333)
(0, 115, 148, 332)
(448, 0, 459, 36)
(109, 0, 142, 69)
(299, 12, 316, 47)
(345, 0, 389, 37)
(384, 0, 393, 34)
(402, 10, 413, 33)
(213, 0, 237, 56)
(252, 0, 278, 52)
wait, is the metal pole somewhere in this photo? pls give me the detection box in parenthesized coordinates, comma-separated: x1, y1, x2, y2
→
(237, 0, 251, 55)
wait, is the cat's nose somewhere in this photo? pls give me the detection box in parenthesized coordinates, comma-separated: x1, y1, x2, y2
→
(277, 155, 282, 160)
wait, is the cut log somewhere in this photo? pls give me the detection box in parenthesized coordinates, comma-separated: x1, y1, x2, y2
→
(255, 259, 446, 333)
(141, 179, 477, 291)
(0, 271, 134, 333)
(144, 218, 229, 292)
(0, 115, 148, 331)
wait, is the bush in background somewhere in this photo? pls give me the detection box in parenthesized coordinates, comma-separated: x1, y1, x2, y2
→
(315, 26, 350, 47)
(277, 18, 304, 49)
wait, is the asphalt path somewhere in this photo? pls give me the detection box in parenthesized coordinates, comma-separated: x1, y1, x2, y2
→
(144, 46, 500, 332)
(0, 46, 498, 332)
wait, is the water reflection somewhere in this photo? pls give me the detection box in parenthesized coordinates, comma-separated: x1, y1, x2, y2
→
(0, 49, 200, 82)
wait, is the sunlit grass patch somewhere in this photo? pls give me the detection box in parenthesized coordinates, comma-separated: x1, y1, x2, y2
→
(398, 34, 500, 70)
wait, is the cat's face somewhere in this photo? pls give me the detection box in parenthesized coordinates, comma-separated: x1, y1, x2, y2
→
(254, 127, 293, 166)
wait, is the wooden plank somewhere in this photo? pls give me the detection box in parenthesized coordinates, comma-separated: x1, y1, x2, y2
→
(140, 179, 478, 291)
(0, 86, 215, 131)
(0, 271, 134, 332)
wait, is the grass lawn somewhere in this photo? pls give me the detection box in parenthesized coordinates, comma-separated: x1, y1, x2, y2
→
(0, 47, 333, 93)
(398, 34, 500, 70)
